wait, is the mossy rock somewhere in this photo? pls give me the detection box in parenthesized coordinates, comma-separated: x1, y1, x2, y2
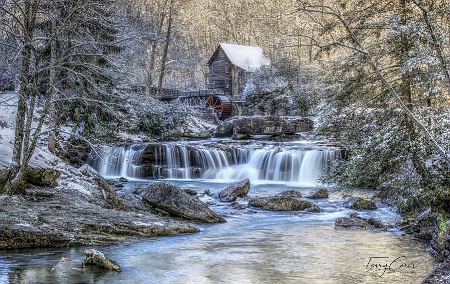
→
(249, 195, 320, 212)
(344, 197, 377, 210)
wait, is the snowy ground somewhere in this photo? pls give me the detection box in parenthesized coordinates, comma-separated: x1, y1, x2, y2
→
(0, 91, 99, 196)
(0, 93, 17, 168)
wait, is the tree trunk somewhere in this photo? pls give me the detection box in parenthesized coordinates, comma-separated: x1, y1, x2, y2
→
(399, 0, 412, 109)
(48, 15, 59, 154)
(5, 0, 39, 195)
(146, 2, 168, 98)
(157, 0, 174, 100)
(145, 42, 157, 97)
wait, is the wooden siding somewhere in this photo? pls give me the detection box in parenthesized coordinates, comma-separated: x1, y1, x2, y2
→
(208, 47, 232, 96)
(208, 46, 249, 98)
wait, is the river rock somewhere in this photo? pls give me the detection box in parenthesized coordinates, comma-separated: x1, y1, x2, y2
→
(184, 189, 198, 196)
(401, 209, 436, 240)
(228, 201, 247, 210)
(136, 182, 225, 223)
(305, 188, 329, 199)
(248, 195, 320, 212)
(118, 177, 128, 182)
(335, 216, 368, 229)
(344, 197, 377, 210)
(335, 213, 384, 230)
(218, 179, 250, 202)
(24, 167, 61, 187)
(215, 116, 313, 138)
(84, 249, 122, 272)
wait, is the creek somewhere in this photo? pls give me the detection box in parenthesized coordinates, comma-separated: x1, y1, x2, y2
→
(0, 139, 437, 283)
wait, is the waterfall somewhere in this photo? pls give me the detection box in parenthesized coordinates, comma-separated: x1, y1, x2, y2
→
(87, 144, 146, 178)
(164, 145, 191, 179)
(88, 142, 340, 185)
(213, 148, 337, 185)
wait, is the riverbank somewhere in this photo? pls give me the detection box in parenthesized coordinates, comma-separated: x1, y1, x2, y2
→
(0, 93, 203, 249)
(0, 165, 199, 249)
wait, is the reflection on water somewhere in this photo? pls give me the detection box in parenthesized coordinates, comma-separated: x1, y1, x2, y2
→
(0, 181, 436, 284)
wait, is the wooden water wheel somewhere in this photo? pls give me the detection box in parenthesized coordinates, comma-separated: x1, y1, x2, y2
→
(206, 95, 232, 120)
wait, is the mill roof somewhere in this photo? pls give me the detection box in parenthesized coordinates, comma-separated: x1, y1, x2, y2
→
(209, 43, 270, 71)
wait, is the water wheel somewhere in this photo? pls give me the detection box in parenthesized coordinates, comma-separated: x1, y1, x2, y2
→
(206, 95, 232, 120)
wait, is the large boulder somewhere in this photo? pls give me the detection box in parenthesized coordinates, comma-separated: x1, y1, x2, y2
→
(249, 191, 320, 212)
(136, 182, 225, 223)
(215, 116, 313, 138)
(218, 179, 250, 202)
(335, 213, 384, 230)
(25, 167, 61, 187)
(344, 197, 377, 210)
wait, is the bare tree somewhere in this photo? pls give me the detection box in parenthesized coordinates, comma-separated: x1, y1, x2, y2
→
(0, 0, 123, 194)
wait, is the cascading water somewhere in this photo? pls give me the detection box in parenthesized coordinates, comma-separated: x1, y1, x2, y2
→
(88, 141, 340, 185)
(211, 147, 337, 185)
(88, 144, 146, 178)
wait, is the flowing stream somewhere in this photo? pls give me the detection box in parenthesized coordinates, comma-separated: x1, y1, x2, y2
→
(0, 140, 437, 283)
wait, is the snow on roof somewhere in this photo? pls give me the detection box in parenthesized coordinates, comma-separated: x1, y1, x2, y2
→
(219, 43, 270, 71)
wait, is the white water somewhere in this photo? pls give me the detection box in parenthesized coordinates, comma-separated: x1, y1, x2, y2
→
(210, 148, 336, 186)
(92, 144, 145, 178)
(88, 141, 340, 185)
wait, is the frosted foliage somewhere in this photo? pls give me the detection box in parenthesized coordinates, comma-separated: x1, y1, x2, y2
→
(317, 102, 449, 210)
(116, 91, 213, 140)
(417, 107, 450, 155)
(403, 51, 440, 74)
(244, 74, 287, 96)
(242, 82, 256, 97)
(242, 60, 315, 116)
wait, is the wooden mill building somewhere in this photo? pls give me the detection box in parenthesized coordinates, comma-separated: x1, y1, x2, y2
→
(207, 43, 270, 98)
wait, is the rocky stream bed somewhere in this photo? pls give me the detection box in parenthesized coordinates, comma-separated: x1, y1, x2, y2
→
(0, 143, 447, 283)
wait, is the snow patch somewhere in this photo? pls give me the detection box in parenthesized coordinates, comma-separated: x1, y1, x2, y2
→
(133, 221, 165, 227)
